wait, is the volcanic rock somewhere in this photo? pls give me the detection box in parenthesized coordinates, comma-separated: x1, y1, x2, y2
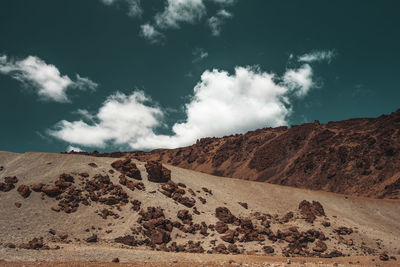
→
(17, 185, 31, 198)
(112, 159, 141, 180)
(298, 200, 325, 223)
(145, 161, 171, 183)
(215, 207, 236, 223)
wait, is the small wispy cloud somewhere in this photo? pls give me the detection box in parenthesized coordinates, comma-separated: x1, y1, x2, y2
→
(100, 0, 143, 18)
(192, 47, 209, 63)
(207, 9, 233, 36)
(298, 50, 336, 63)
(0, 54, 98, 103)
(140, 23, 165, 44)
(66, 145, 84, 152)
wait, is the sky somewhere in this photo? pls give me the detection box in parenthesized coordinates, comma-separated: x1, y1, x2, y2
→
(0, 0, 399, 153)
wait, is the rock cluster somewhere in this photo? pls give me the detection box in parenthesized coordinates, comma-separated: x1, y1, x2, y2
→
(111, 159, 141, 180)
(159, 180, 196, 208)
(18, 237, 47, 250)
(145, 161, 171, 183)
(298, 200, 325, 223)
(17, 185, 31, 198)
(30, 172, 129, 216)
(0, 176, 18, 192)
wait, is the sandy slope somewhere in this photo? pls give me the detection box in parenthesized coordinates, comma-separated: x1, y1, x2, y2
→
(0, 151, 399, 266)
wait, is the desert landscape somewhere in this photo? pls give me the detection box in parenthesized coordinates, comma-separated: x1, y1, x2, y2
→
(1, 1, 400, 266)
(1, 110, 400, 266)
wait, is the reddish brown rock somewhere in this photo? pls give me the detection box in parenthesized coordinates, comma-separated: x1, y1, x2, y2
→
(17, 185, 31, 198)
(112, 159, 141, 180)
(41, 186, 63, 197)
(18, 237, 44, 250)
(177, 210, 192, 224)
(215, 207, 236, 223)
(88, 163, 98, 168)
(15, 202, 21, 208)
(299, 200, 325, 223)
(238, 202, 248, 209)
(31, 183, 44, 192)
(215, 221, 229, 234)
(145, 161, 171, 183)
(221, 230, 236, 243)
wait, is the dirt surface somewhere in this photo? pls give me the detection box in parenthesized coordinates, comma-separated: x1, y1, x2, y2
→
(120, 108, 400, 199)
(0, 151, 399, 266)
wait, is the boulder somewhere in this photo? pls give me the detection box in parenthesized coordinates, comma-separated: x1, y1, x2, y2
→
(145, 161, 171, 183)
(17, 185, 31, 198)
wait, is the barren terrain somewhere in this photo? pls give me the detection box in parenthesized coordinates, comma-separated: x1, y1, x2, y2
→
(0, 151, 399, 266)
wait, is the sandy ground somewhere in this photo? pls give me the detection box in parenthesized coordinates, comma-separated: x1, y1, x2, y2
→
(0, 151, 399, 266)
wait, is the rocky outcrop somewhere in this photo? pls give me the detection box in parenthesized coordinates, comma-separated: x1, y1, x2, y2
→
(111, 159, 141, 180)
(0, 176, 18, 192)
(298, 200, 325, 223)
(129, 109, 400, 199)
(145, 161, 171, 183)
(17, 185, 31, 198)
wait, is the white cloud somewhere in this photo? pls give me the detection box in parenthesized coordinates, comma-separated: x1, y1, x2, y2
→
(100, 0, 142, 18)
(138, 0, 238, 42)
(0, 55, 97, 102)
(298, 50, 336, 63)
(155, 0, 207, 29)
(50, 64, 316, 150)
(49, 91, 163, 147)
(192, 47, 209, 63)
(283, 64, 314, 98)
(140, 24, 165, 44)
(66, 145, 84, 152)
(207, 9, 233, 36)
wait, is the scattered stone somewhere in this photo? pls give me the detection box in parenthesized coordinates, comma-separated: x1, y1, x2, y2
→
(17, 185, 31, 198)
(49, 229, 56, 235)
(0, 176, 18, 192)
(379, 253, 389, 261)
(263, 245, 274, 254)
(51, 206, 61, 212)
(86, 234, 98, 243)
(334, 226, 353, 235)
(238, 202, 248, 209)
(177, 210, 192, 224)
(31, 183, 44, 192)
(112, 258, 120, 263)
(18, 237, 44, 250)
(88, 163, 98, 168)
(14, 202, 21, 208)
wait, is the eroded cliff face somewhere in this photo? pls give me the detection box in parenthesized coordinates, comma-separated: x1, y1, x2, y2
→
(127, 109, 400, 199)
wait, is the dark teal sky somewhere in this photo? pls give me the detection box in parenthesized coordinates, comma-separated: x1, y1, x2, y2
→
(0, 0, 399, 153)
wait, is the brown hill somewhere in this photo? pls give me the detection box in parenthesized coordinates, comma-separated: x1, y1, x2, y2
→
(128, 109, 400, 199)
(0, 151, 399, 265)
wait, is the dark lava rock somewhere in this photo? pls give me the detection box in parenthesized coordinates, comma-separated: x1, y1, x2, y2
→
(145, 161, 171, 183)
(215, 221, 229, 234)
(18, 237, 44, 250)
(41, 186, 63, 197)
(263, 245, 274, 254)
(299, 200, 325, 223)
(215, 207, 236, 223)
(379, 253, 389, 261)
(177, 210, 192, 224)
(334, 226, 353, 235)
(31, 183, 44, 192)
(14, 202, 21, 208)
(112, 159, 141, 180)
(17, 185, 31, 198)
(86, 234, 98, 243)
(115, 235, 138, 246)
(112, 258, 120, 263)
(238, 202, 248, 209)
(0, 176, 18, 192)
(88, 163, 98, 168)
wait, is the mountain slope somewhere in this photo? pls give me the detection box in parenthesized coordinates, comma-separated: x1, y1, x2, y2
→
(129, 109, 400, 199)
(0, 151, 399, 264)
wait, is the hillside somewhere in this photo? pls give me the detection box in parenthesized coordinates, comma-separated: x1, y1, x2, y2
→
(128, 109, 400, 199)
(0, 152, 399, 266)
